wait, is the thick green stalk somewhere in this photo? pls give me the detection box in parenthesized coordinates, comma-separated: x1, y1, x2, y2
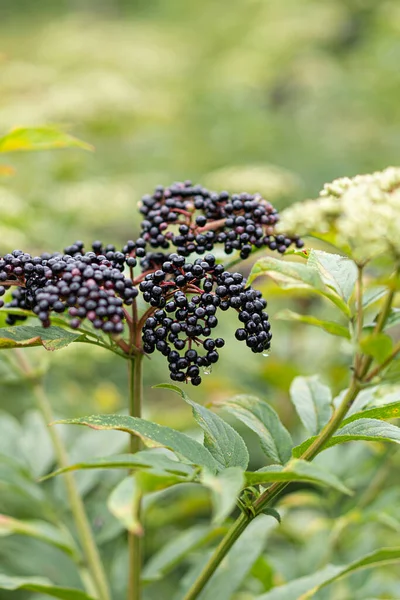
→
(14, 349, 110, 600)
(128, 355, 143, 600)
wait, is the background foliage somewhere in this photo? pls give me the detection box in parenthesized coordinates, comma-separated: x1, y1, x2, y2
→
(1, 1, 400, 599)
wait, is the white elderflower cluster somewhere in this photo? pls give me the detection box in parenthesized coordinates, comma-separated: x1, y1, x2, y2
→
(278, 167, 400, 261)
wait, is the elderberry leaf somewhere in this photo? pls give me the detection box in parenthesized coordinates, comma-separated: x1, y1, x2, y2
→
(54, 415, 219, 473)
(245, 459, 352, 495)
(255, 547, 400, 600)
(0, 325, 81, 351)
(276, 309, 350, 339)
(362, 286, 387, 309)
(292, 418, 400, 457)
(341, 400, 400, 426)
(107, 476, 142, 535)
(248, 255, 324, 290)
(0, 126, 93, 153)
(0, 574, 95, 600)
(360, 333, 393, 363)
(261, 507, 281, 523)
(201, 466, 245, 523)
(154, 384, 249, 470)
(0, 515, 79, 559)
(215, 395, 293, 464)
(290, 376, 332, 436)
(307, 250, 358, 303)
(41, 451, 196, 481)
(248, 255, 351, 316)
(142, 525, 220, 583)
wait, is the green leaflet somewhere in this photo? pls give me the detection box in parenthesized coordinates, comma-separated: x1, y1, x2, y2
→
(54, 415, 219, 473)
(0, 126, 93, 153)
(0, 574, 95, 600)
(256, 546, 400, 599)
(245, 459, 351, 495)
(0, 326, 81, 351)
(155, 384, 249, 470)
(215, 394, 293, 464)
(0, 516, 79, 558)
(290, 376, 332, 436)
(41, 451, 196, 481)
(293, 418, 400, 457)
(201, 466, 245, 523)
(276, 309, 350, 339)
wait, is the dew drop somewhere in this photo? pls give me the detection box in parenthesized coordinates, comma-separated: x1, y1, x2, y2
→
(202, 366, 212, 375)
(262, 352, 270, 358)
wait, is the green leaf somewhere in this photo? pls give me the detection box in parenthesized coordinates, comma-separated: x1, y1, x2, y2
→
(0, 515, 79, 558)
(201, 466, 245, 523)
(142, 525, 219, 583)
(261, 507, 281, 523)
(276, 309, 350, 339)
(135, 468, 190, 493)
(384, 308, 400, 329)
(192, 515, 275, 600)
(0, 574, 95, 600)
(256, 546, 400, 600)
(0, 326, 80, 351)
(245, 459, 352, 495)
(248, 255, 324, 290)
(154, 384, 249, 471)
(0, 126, 93, 153)
(107, 476, 142, 535)
(54, 415, 219, 473)
(290, 376, 332, 435)
(362, 286, 387, 309)
(215, 395, 293, 464)
(248, 254, 351, 315)
(307, 250, 358, 302)
(341, 400, 400, 426)
(360, 333, 393, 363)
(293, 418, 400, 456)
(41, 451, 196, 481)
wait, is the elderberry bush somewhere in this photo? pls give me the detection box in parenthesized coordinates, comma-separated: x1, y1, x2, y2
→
(0, 180, 300, 385)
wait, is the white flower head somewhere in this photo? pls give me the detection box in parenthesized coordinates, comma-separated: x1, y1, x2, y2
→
(278, 167, 400, 261)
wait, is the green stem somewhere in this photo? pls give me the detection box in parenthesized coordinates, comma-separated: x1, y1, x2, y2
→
(128, 355, 143, 600)
(182, 513, 250, 600)
(14, 349, 110, 600)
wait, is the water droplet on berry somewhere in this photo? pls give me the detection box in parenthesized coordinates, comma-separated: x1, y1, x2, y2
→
(202, 366, 212, 375)
(262, 352, 270, 358)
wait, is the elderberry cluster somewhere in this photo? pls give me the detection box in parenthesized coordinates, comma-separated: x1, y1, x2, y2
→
(139, 180, 303, 260)
(0, 178, 303, 385)
(140, 253, 271, 385)
(0, 244, 137, 333)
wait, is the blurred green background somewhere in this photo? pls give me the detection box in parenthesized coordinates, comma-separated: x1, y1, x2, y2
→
(1, 1, 400, 598)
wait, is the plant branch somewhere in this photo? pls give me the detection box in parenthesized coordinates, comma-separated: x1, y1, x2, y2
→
(183, 266, 400, 600)
(13, 349, 110, 600)
(183, 377, 362, 600)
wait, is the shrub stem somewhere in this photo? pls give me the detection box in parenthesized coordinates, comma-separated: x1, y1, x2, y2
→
(128, 355, 143, 600)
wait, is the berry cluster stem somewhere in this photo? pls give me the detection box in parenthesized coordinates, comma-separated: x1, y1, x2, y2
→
(13, 349, 110, 600)
(128, 354, 144, 600)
